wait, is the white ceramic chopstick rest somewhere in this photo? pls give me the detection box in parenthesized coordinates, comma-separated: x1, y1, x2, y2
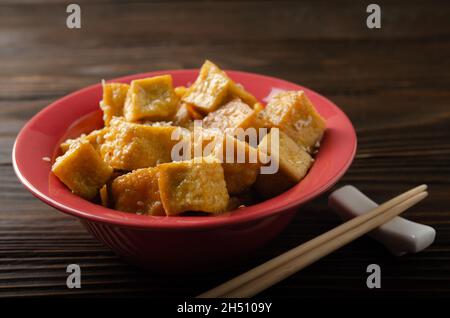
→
(328, 185, 435, 256)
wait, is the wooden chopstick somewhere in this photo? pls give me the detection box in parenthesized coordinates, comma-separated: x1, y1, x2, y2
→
(224, 191, 428, 298)
(198, 185, 428, 298)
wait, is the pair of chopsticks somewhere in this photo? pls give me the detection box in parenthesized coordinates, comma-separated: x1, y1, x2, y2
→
(198, 184, 428, 298)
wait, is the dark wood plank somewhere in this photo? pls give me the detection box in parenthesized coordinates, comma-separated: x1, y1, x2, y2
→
(0, 0, 449, 298)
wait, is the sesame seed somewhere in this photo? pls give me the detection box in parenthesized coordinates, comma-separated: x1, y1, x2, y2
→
(42, 157, 51, 162)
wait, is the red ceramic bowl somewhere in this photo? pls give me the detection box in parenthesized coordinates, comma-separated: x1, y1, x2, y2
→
(13, 70, 356, 272)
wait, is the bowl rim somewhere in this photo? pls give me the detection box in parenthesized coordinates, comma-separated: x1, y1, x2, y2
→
(13, 69, 357, 231)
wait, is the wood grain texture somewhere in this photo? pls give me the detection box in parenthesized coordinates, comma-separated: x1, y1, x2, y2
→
(0, 0, 449, 298)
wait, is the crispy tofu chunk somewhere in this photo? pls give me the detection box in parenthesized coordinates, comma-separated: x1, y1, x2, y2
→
(182, 60, 232, 113)
(186, 103, 204, 120)
(229, 83, 258, 107)
(212, 134, 261, 195)
(100, 82, 129, 125)
(111, 168, 165, 216)
(222, 163, 260, 195)
(124, 75, 178, 122)
(185, 130, 261, 194)
(158, 158, 229, 215)
(100, 118, 177, 170)
(60, 128, 108, 154)
(100, 184, 109, 207)
(52, 141, 113, 200)
(259, 130, 313, 181)
(261, 91, 326, 151)
(172, 103, 193, 128)
(183, 127, 217, 160)
(255, 130, 313, 198)
(202, 98, 257, 134)
(253, 102, 274, 129)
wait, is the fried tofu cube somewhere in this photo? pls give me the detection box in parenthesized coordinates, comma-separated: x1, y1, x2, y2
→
(60, 128, 108, 154)
(172, 103, 193, 128)
(100, 118, 177, 170)
(100, 82, 130, 125)
(182, 60, 233, 113)
(172, 103, 203, 131)
(124, 75, 178, 122)
(100, 184, 109, 207)
(186, 130, 261, 194)
(111, 168, 165, 216)
(202, 98, 257, 134)
(222, 163, 260, 195)
(261, 91, 326, 151)
(184, 127, 217, 160)
(185, 103, 204, 120)
(255, 130, 313, 198)
(52, 141, 113, 200)
(212, 134, 261, 195)
(253, 102, 274, 129)
(158, 158, 229, 215)
(260, 130, 313, 181)
(229, 83, 258, 107)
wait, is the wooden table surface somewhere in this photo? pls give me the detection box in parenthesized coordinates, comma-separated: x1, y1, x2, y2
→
(1, 0, 449, 298)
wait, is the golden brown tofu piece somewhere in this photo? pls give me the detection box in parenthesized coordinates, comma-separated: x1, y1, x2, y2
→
(60, 128, 108, 154)
(254, 171, 293, 199)
(100, 184, 109, 207)
(185, 130, 261, 194)
(182, 127, 217, 160)
(111, 168, 165, 216)
(253, 102, 273, 129)
(100, 82, 129, 125)
(222, 163, 260, 195)
(260, 91, 326, 151)
(255, 130, 313, 198)
(202, 98, 257, 134)
(158, 158, 229, 215)
(124, 75, 179, 122)
(100, 118, 177, 170)
(229, 83, 258, 107)
(182, 60, 232, 113)
(186, 103, 204, 120)
(212, 134, 261, 195)
(172, 103, 193, 128)
(52, 141, 113, 200)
